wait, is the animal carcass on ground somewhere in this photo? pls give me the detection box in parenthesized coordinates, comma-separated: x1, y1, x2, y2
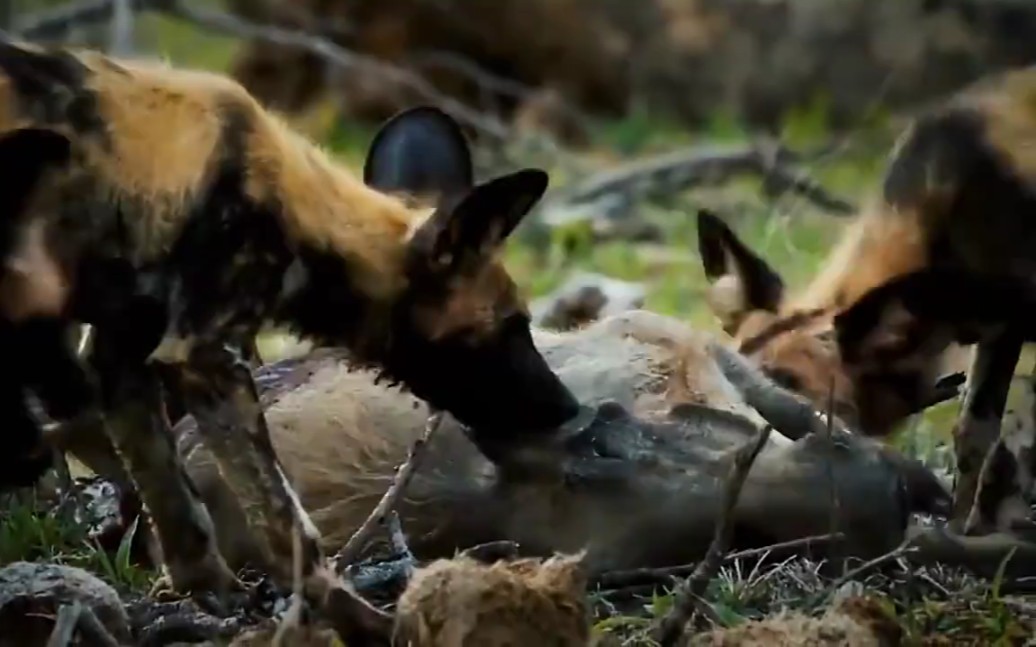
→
(172, 309, 953, 577)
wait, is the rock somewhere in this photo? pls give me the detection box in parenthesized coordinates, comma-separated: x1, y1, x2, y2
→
(0, 561, 131, 646)
(531, 272, 646, 331)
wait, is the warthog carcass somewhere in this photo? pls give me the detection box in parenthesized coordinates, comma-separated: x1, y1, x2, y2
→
(169, 308, 952, 577)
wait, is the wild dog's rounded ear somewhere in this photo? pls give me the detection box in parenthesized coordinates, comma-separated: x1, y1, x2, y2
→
(409, 168, 548, 272)
(363, 106, 474, 198)
(696, 209, 784, 332)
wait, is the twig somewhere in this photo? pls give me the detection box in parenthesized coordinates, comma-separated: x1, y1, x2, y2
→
(272, 477, 306, 647)
(824, 377, 843, 572)
(649, 424, 773, 646)
(46, 602, 83, 647)
(459, 540, 521, 563)
(135, 611, 241, 646)
(540, 142, 855, 225)
(77, 607, 122, 647)
(107, 0, 134, 56)
(807, 538, 918, 608)
(334, 411, 445, 570)
(593, 533, 843, 590)
(755, 139, 854, 215)
(385, 509, 416, 581)
(45, 601, 121, 647)
(409, 48, 596, 127)
(16, 0, 127, 40)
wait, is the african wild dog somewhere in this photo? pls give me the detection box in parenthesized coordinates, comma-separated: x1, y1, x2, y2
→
(829, 66, 1036, 529)
(701, 65, 1036, 528)
(696, 210, 968, 438)
(0, 38, 580, 610)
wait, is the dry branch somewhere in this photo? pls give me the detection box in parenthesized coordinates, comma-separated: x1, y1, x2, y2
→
(593, 533, 843, 590)
(540, 142, 855, 227)
(649, 424, 773, 646)
(334, 411, 445, 570)
(15, 0, 131, 40)
(459, 540, 521, 563)
(107, 0, 134, 56)
(46, 602, 82, 647)
(807, 538, 918, 608)
(385, 510, 416, 582)
(46, 601, 120, 647)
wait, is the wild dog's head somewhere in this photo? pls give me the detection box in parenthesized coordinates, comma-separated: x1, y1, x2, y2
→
(834, 268, 1036, 397)
(696, 210, 960, 436)
(363, 107, 580, 436)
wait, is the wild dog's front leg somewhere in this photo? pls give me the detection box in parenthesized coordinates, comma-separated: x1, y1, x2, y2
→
(952, 331, 1023, 531)
(88, 330, 240, 596)
(167, 341, 324, 587)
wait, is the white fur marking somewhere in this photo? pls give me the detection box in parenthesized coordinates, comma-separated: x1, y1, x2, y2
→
(0, 220, 69, 322)
(707, 274, 745, 321)
(148, 335, 196, 364)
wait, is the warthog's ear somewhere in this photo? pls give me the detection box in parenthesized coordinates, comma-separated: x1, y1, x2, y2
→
(363, 105, 474, 198)
(833, 268, 1036, 366)
(696, 209, 784, 334)
(408, 168, 548, 275)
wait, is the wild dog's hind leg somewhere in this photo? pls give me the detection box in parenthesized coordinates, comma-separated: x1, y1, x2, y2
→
(952, 331, 1023, 532)
(166, 340, 327, 589)
(87, 326, 240, 596)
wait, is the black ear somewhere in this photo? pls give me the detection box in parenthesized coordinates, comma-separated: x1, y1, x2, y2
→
(363, 106, 474, 198)
(833, 268, 1036, 365)
(409, 168, 548, 272)
(696, 210, 784, 331)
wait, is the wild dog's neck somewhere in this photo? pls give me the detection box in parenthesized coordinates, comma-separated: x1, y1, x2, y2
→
(256, 115, 426, 359)
(788, 200, 929, 316)
(254, 112, 425, 301)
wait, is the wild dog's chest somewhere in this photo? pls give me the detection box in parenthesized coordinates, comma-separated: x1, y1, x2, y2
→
(152, 205, 295, 352)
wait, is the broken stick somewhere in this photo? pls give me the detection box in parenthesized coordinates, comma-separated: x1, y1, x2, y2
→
(649, 423, 773, 646)
(334, 411, 445, 570)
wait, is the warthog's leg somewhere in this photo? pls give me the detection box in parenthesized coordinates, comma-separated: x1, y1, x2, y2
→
(952, 331, 1023, 531)
(87, 327, 239, 596)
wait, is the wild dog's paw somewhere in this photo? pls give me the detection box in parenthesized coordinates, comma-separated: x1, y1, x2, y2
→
(150, 555, 248, 606)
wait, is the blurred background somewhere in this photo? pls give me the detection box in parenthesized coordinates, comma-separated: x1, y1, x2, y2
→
(12, 0, 1036, 440)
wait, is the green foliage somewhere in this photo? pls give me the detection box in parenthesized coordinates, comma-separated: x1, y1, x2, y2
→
(0, 492, 156, 594)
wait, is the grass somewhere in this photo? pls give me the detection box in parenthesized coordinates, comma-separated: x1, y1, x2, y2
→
(0, 489, 154, 594)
